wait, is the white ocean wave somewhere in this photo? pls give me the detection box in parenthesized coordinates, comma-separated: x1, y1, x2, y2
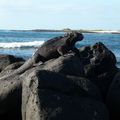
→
(0, 41, 45, 48)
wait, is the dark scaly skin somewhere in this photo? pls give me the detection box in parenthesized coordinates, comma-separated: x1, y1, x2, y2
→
(33, 32, 84, 62)
(0, 32, 84, 79)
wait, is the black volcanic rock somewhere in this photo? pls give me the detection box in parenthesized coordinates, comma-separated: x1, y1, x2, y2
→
(0, 54, 25, 72)
(21, 70, 101, 100)
(0, 62, 24, 78)
(22, 70, 108, 120)
(0, 75, 22, 120)
(0, 39, 118, 120)
(106, 71, 120, 119)
(38, 53, 84, 76)
(79, 42, 118, 98)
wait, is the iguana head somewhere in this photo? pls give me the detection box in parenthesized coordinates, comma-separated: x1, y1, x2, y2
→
(66, 31, 84, 41)
(73, 32, 84, 41)
(65, 32, 84, 46)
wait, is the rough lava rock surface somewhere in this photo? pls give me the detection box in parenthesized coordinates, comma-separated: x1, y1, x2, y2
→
(0, 54, 25, 72)
(38, 53, 84, 76)
(0, 33, 119, 120)
(22, 70, 109, 120)
(106, 70, 120, 119)
(79, 42, 118, 98)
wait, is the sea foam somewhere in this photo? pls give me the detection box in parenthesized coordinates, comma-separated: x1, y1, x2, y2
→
(0, 41, 45, 48)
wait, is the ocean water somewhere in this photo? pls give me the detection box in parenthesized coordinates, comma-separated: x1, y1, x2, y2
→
(0, 30, 120, 68)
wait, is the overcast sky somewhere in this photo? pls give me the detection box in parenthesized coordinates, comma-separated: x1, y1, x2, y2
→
(0, 0, 120, 30)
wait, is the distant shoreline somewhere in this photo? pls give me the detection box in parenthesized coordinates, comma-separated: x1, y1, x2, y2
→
(30, 29, 120, 34)
(1, 29, 120, 34)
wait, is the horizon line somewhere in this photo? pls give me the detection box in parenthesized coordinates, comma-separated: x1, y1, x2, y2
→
(0, 28, 120, 31)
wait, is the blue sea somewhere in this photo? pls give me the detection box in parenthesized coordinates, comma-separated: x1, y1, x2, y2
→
(0, 30, 120, 68)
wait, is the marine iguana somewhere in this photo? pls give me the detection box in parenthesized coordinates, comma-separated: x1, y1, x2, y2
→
(33, 31, 84, 63)
(0, 32, 84, 79)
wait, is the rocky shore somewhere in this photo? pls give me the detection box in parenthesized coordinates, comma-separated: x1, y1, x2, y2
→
(0, 33, 120, 120)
